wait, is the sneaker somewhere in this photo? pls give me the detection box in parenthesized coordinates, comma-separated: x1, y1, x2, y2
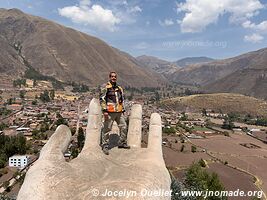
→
(102, 145, 109, 155)
(118, 142, 130, 149)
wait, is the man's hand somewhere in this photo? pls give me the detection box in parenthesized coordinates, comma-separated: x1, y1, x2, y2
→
(103, 111, 109, 120)
(17, 98, 171, 200)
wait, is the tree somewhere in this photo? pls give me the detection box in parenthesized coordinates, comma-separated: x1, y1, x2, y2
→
(71, 83, 89, 93)
(180, 144, 185, 152)
(40, 122, 49, 132)
(0, 158, 5, 168)
(228, 112, 239, 121)
(191, 145, 197, 153)
(20, 90, 26, 99)
(185, 163, 226, 199)
(32, 100, 37, 105)
(222, 118, 234, 130)
(55, 114, 68, 126)
(3, 180, 10, 191)
(163, 126, 176, 135)
(70, 127, 76, 136)
(0, 134, 27, 165)
(206, 172, 226, 195)
(202, 108, 207, 116)
(128, 92, 134, 101)
(33, 79, 37, 87)
(255, 117, 267, 126)
(154, 91, 160, 102)
(7, 98, 13, 105)
(0, 123, 7, 131)
(32, 129, 40, 138)
(171, 175, 192, 200)
(77, 127, 85, 150)
(40, 90, 50, 102)
(13, 79, 26, 88)
(180, 112, 188, 121)
(223, 131, 230, 137)
(50, 90, 55, 100)
(13, 171, 21, 180)
(198, 158, 207, 167)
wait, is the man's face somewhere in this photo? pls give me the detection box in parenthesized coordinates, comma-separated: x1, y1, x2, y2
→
(110, 73, 117, 83)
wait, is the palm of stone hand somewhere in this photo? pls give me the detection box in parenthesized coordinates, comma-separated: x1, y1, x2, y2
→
(17, 99, 171, 200)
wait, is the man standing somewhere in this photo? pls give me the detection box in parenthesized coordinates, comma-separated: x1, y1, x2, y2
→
(99, 72, 130, 155)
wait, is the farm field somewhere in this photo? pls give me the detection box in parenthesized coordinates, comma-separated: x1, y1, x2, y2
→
(162, 131, 267, 198)
(163, 145, 210, 167)
(208, 162, 261, 200)
(171, 162, 260, 200)
(191, 133, 267, 195)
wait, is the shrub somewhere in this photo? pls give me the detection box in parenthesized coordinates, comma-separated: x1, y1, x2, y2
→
(199, 158, 207, 167)
(180, 144, 185, 152)
(191, 145, 197, 153)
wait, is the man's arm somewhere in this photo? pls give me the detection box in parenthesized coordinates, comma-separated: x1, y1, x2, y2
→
(99, 84, 107, 112)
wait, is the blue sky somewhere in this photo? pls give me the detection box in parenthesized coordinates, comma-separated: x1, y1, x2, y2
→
(1, 0, 267, 61)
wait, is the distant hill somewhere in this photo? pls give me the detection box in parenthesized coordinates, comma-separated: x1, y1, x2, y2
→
(135, 55, 215, 76)
(0, 8, 165, 88)
(160, 93, 267, 116)
(136, 55, 179, 75)
(175, 57, 214, 67)
(170, 48, 267, 99)
(203, 48, 267, 99)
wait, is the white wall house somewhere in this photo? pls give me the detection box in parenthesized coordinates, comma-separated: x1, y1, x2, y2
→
(9, 155, 30, 169)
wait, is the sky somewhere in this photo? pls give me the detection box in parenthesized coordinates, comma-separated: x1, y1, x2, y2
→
(1, 0, 267, 61)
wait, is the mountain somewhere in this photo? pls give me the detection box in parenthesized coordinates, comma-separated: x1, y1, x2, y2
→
(0, 8, 165, 88)
(160, 93, 267, 116)
(170, 47, 267, 99)
(175, 56, 214, 67)
(170, 54, 254, 86)
(136, 55, 179, 75)
(203, 48, 267, 99)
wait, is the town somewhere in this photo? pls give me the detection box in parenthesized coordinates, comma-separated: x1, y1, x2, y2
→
(0, 79, 267, 200)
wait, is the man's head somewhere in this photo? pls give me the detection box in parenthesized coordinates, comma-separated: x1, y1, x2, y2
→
(109, 71, 117, 84)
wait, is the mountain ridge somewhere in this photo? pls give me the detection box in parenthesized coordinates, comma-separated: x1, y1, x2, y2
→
(169, 47, 267, 99)
(0, 8, 165, 88)
(136, 55, 179, 75)
(174, 56, 214, 67)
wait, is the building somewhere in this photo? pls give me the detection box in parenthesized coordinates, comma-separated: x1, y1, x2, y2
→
(26, 79, 34, 88)
(16, 127, 31, 134)
(9, 155, 30, 169)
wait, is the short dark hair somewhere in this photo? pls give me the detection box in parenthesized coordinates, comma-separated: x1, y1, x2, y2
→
(109, 71, 117, 77)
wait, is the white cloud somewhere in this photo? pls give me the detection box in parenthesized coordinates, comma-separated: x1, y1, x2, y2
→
(242, 20, 255, 29)
(242, 20, 267, 43)
(243, 20, 267, 32)
(159, 19, 174, 27)
(244, 33, 264, 43)
(112, 3, 142, 25)
(58, 1, 121, 32)
(128, 5, 142, 13)
(257, 21, 267, 32)
(177, 0, 264, 33)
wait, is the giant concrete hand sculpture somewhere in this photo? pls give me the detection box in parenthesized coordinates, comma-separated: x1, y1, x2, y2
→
(17, 98, 171, 200)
